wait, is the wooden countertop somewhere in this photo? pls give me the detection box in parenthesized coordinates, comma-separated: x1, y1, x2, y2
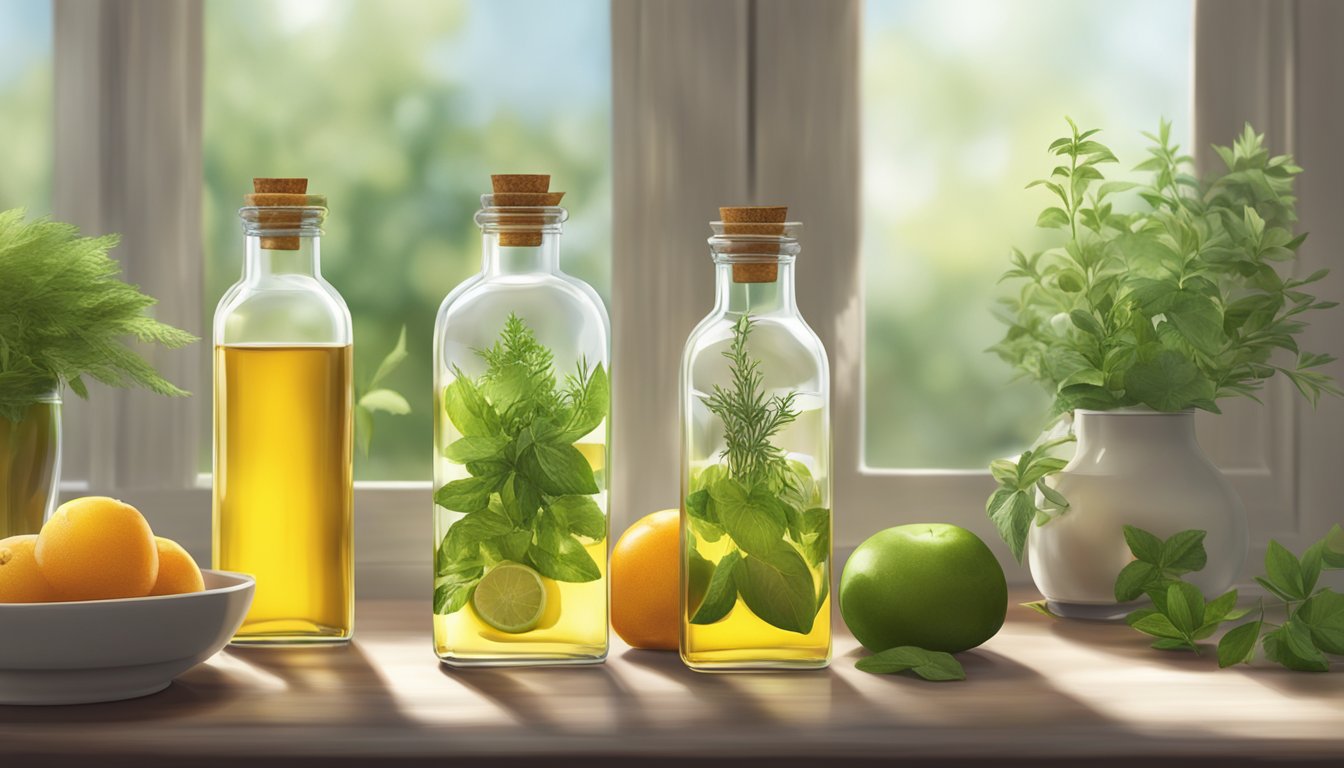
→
(4, 592, 1342, 767)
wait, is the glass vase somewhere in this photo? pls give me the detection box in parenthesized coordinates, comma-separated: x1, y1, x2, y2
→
(0, 390, 61, 539)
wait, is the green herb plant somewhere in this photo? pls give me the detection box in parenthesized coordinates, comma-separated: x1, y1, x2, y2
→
(354, 325, 411, 456)
(685, 315, 830, 636)
(1116, 525, 1344, 671)
(0, 209, 195, 420)
(432, 314, 608, 615)
(987, 121, 1340, 560)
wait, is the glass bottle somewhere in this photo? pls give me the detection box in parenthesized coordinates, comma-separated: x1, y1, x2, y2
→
(433, 175, 610, 667)
(679, 207, 832, 671)
(213, 178, 354, 645)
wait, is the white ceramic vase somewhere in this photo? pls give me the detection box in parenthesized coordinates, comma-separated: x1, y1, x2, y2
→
(1027, 409, 1248, 619)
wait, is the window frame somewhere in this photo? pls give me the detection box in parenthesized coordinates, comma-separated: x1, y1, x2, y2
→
(47, 0, 1344, 596)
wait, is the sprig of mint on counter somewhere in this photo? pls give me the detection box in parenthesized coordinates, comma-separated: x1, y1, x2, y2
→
(856, 646, 965, 681)
(1116, 525, 1344, 670)
(684, 315, 830, 636)
(433, 314, 608, 615)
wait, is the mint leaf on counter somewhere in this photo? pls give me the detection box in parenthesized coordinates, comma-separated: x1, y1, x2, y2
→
(857, 647, 966, 682)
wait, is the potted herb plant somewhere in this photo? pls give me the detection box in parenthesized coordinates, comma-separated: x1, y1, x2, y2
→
(0, 210, 194, 538)
(988, 121, 1339, 618)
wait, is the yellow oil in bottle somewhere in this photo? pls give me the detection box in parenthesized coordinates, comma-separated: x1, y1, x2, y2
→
(433, 440, 609, 665)
(681, 532, 831, 670)
(214, 344, 353, 644)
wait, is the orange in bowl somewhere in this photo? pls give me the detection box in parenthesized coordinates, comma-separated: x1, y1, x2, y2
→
(149, 537, 205, 596)
(35, 496, 159, 601)
(610, 509, 681, 650)
(0, 535, 58, 603)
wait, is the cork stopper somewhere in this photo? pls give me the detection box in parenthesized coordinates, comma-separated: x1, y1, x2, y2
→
(490, 175, 563, 246)
(245, 178, 320, 250)
(720, 206, 788, 283)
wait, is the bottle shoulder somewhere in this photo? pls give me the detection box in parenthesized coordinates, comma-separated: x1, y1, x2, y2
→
(213, 275, 352, 346)
(433, 271, 610, 376)
(682, 310, 829, 393)
(435, 272, 608, 331)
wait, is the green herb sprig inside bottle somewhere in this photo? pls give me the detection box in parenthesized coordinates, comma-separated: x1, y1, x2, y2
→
(680, 206, 832, 670)
(432, 174, 610, 666)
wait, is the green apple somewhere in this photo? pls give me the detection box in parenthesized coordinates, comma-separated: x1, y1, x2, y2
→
(840, 523, 1007, 654)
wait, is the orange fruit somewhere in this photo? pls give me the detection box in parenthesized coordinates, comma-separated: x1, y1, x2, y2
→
(0, 535, 58, 603)
(610, 509, 680, 650)
(149, 537, 205, 596)
(36, 496, 158, 601)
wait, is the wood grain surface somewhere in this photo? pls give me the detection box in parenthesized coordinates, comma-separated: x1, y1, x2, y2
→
(2, 591, 1341, 767)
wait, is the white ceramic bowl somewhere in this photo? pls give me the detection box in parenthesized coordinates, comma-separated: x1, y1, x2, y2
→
(0, 569, 254, 705)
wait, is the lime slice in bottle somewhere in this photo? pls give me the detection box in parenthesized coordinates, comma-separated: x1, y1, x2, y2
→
(471, 562, 549, 634)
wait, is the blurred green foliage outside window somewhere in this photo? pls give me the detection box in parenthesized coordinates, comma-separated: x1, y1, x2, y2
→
(203, 0, 612, 479)
(862, 0, 1192, 468)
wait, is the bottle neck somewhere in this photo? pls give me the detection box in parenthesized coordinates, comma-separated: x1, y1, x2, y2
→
(245, 235, 322, 279)
(482, 231, 561, 276)
(713, 260, 797, 314)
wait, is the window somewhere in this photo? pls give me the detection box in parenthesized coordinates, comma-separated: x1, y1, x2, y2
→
(0, 0, 52, 214)
(201, 0, 612, 480)
(36, 1, 1340, 585)
(861, 0, 1193, 469)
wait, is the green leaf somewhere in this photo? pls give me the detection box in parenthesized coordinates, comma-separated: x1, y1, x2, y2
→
(550, 494, 606, 540)
(1069, 309, 1105, 337)
(1122, 525, 1163, 563)
(1021, 600, 1058, 618)
(1124, 347, 1216, 412)
(685, 488, 714, 523)
(443, 435, 510, 464)
(355, 405, 373, 457)
(734, 541, 818, 635)
(710, 476, 788, 558)
(555, 363, 608, 443)
(528, 535, 601, 583)
(1296, 589, 1344, 655)
(1160, 530, 1208, 573)
(433, 475, 499, 513)
(444, 373, 501, 438)
(1323, 524, 1344, 568)
(986, 487, 1035, 564)
(1114, 560, 1161, 602)
(522, 441, 600, 496)
(358, 387, 410, 416)
(800, 507, 830, 567)
(1217, 620, 1262, 667)
(1165, 581, 1206, 634)
(1131, 611, 1184, 640)
(1036, 207, 1071, 229)
(1282, 618, 1327, 666)
(856, 647, 965, 681)
(690, 550, 741, 625)
(1264, 539, 1307, 601)
(433, 580, 476, 615)
(369, 325, 408, 389)
(499, 473, 541, 526)
(1263, 625, 1329, 672)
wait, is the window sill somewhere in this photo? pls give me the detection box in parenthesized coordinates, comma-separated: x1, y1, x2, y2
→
(4, 589, 1339, 766)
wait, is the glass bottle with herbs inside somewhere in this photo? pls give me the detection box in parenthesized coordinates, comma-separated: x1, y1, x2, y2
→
(680, 206, 832, 670)
(213, 178, 354, 644)
(433, 175, 610, 666)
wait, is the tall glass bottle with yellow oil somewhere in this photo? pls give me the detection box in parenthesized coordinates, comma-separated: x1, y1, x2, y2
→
(680, 206, 832, 671)
(214, 178, 353, 645)
(433, 175, 610, 666)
